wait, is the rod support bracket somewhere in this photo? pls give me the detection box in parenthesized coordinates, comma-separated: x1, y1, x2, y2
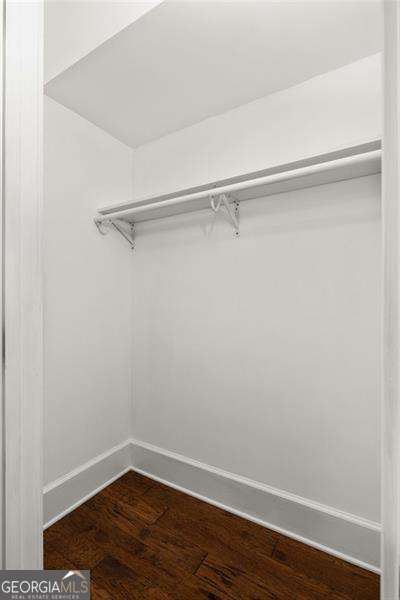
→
(94, 218, 108, 236)
(94, 217, 135, 250)
(233, 200, 240, 238)
(210, 193, 240, 237)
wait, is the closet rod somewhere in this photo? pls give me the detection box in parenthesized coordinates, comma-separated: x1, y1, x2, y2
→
(96, 149, 381, 223)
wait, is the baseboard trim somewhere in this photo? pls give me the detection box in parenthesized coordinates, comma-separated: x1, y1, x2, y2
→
(43, 439, 132, 528)
(43, 437, 381, 573)
(131, 438, 381, 572)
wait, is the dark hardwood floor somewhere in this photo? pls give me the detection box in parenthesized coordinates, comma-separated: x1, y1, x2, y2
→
(44, 471, 379, 599)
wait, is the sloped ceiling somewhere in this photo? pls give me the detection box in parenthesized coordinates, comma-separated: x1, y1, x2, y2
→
(45, 0, 162, 82)
(45, 0, 382, 148)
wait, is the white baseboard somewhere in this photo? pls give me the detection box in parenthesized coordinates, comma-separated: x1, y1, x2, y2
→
(43, 439, 133, 529)
(130, 438, 381, 573)
(43, 437, 381, 573)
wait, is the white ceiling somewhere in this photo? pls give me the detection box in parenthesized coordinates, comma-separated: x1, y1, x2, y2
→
(44, 0, 162, 82)
(45, 0, 382, 149)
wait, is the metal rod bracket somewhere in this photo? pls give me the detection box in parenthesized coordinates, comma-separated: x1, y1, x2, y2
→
(94, 217, 135, 250)
(210, 193, 240, 237)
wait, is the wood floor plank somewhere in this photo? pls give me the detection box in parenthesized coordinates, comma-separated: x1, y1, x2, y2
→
(56, 531, 106, 570)
(100, 485, 167, 524)
(120, 571, 232, 600)
(90, 581, 115, 600)
(196, 552, 349, 600)
(77, 501, 233, 598)
(91, 555, 153, 599)
(272, 536, 379, 600)
(44, 539, 113, 600)
(159, 574, 234, 600)
(43, 542, 76, 570)
(75, 501, 199, 592)
(118, 470, 155, 495)
(44, 514, 82, 547)
(156, 504, 277, 576)
(143, 482, 278, 558)
(157, 510, 351, 600)
(44, 472, 380, 600)
(83, 491, 207, 573)
(45, 513, 106, 571)
(196, 554, 291, 600)
(45, 504, 227, 600)
(137, 521, 207, 573)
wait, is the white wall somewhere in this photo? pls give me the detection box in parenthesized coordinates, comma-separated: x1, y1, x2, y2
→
(130, 56, 382, 526)
(44, 96, 133, 486)
(131, 176, 381, 523)
(133, 55, 381, 198)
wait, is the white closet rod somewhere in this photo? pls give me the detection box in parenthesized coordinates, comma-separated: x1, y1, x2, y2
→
(96, 149, 381, 223)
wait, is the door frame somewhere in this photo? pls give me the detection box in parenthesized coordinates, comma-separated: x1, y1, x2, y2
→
(381, 1, 400, 598)
(2, 0, 43, 568)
